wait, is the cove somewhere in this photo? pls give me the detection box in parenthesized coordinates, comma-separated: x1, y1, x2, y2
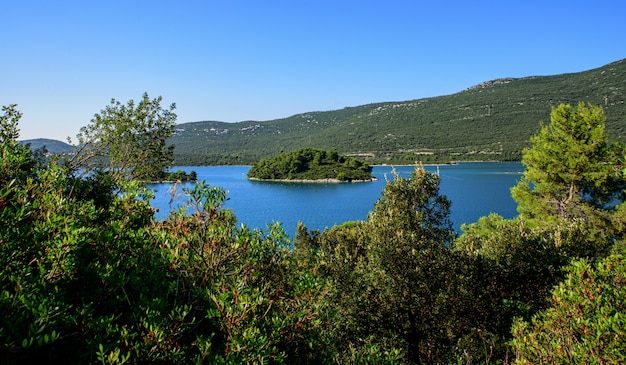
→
(147, 162, 524, 237)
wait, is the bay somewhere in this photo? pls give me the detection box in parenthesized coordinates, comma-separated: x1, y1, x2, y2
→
(147, 162, 524, 236)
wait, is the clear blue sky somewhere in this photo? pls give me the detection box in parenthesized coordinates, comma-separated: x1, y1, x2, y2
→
(2, 0, 624, 141)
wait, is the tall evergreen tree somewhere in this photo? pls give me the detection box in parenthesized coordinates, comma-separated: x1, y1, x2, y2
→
(511, 102, 625, 236)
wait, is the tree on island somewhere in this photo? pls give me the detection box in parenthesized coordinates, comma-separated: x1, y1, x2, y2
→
(158, 169, 197, 182)
(247, 148, 374, 182)
(68, 93, 178, 182)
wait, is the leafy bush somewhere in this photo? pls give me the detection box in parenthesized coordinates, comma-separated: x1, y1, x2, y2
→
(511, 244, 626, 364)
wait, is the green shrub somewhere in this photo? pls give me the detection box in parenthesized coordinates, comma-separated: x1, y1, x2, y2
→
(511, 244, 626, 364)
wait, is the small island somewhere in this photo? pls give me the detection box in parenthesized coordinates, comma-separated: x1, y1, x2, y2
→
(152, 169, 198, 182)
(247, 148, 375, 182)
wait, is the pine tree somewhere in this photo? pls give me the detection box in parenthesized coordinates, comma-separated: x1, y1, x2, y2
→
(511, 102, 625, 236)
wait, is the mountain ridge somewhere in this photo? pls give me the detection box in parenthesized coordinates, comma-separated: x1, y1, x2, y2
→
(18, 138, 73, 154)
(20, 59, 626, 165)
(171, 58, 626, 165)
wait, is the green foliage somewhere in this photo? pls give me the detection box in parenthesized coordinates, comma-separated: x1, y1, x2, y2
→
(69, 93, 177, 182)
(4, 99, 626, 364)
(247, 148, 374, 181)
(454, 101, 626, 363)
(171, 59, 626, 165)
(1, 105, 35, 185)
(511, 103, 625, 236)
(311, 168, 496, 364)
(455, 215, 614, 341)
(511, 244, 626, 364)
(1, 105, 329, 364)
(156, 184, 329, 364)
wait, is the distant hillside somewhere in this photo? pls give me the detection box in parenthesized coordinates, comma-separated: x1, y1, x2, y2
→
(19, 138, 73, 154)
(171, 59, 626, 165)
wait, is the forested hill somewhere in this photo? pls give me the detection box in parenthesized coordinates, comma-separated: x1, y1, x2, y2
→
(18, 139, 73, 154)
(171, 59, 626, 165)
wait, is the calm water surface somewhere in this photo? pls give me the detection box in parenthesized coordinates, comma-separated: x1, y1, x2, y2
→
(148, 162, 523, 236)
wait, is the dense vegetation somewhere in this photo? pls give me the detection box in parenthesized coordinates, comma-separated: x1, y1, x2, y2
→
(158, 169, 197, 182)
(171, 59, 626, 165)
(2, 99, 625, 364)
(247, 148, 374, 182)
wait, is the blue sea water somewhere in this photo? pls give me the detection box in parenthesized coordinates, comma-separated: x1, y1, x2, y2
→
(147, 162, 524, 236)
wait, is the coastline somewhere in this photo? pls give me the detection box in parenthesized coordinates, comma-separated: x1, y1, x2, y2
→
(248, 177, 378, 183)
